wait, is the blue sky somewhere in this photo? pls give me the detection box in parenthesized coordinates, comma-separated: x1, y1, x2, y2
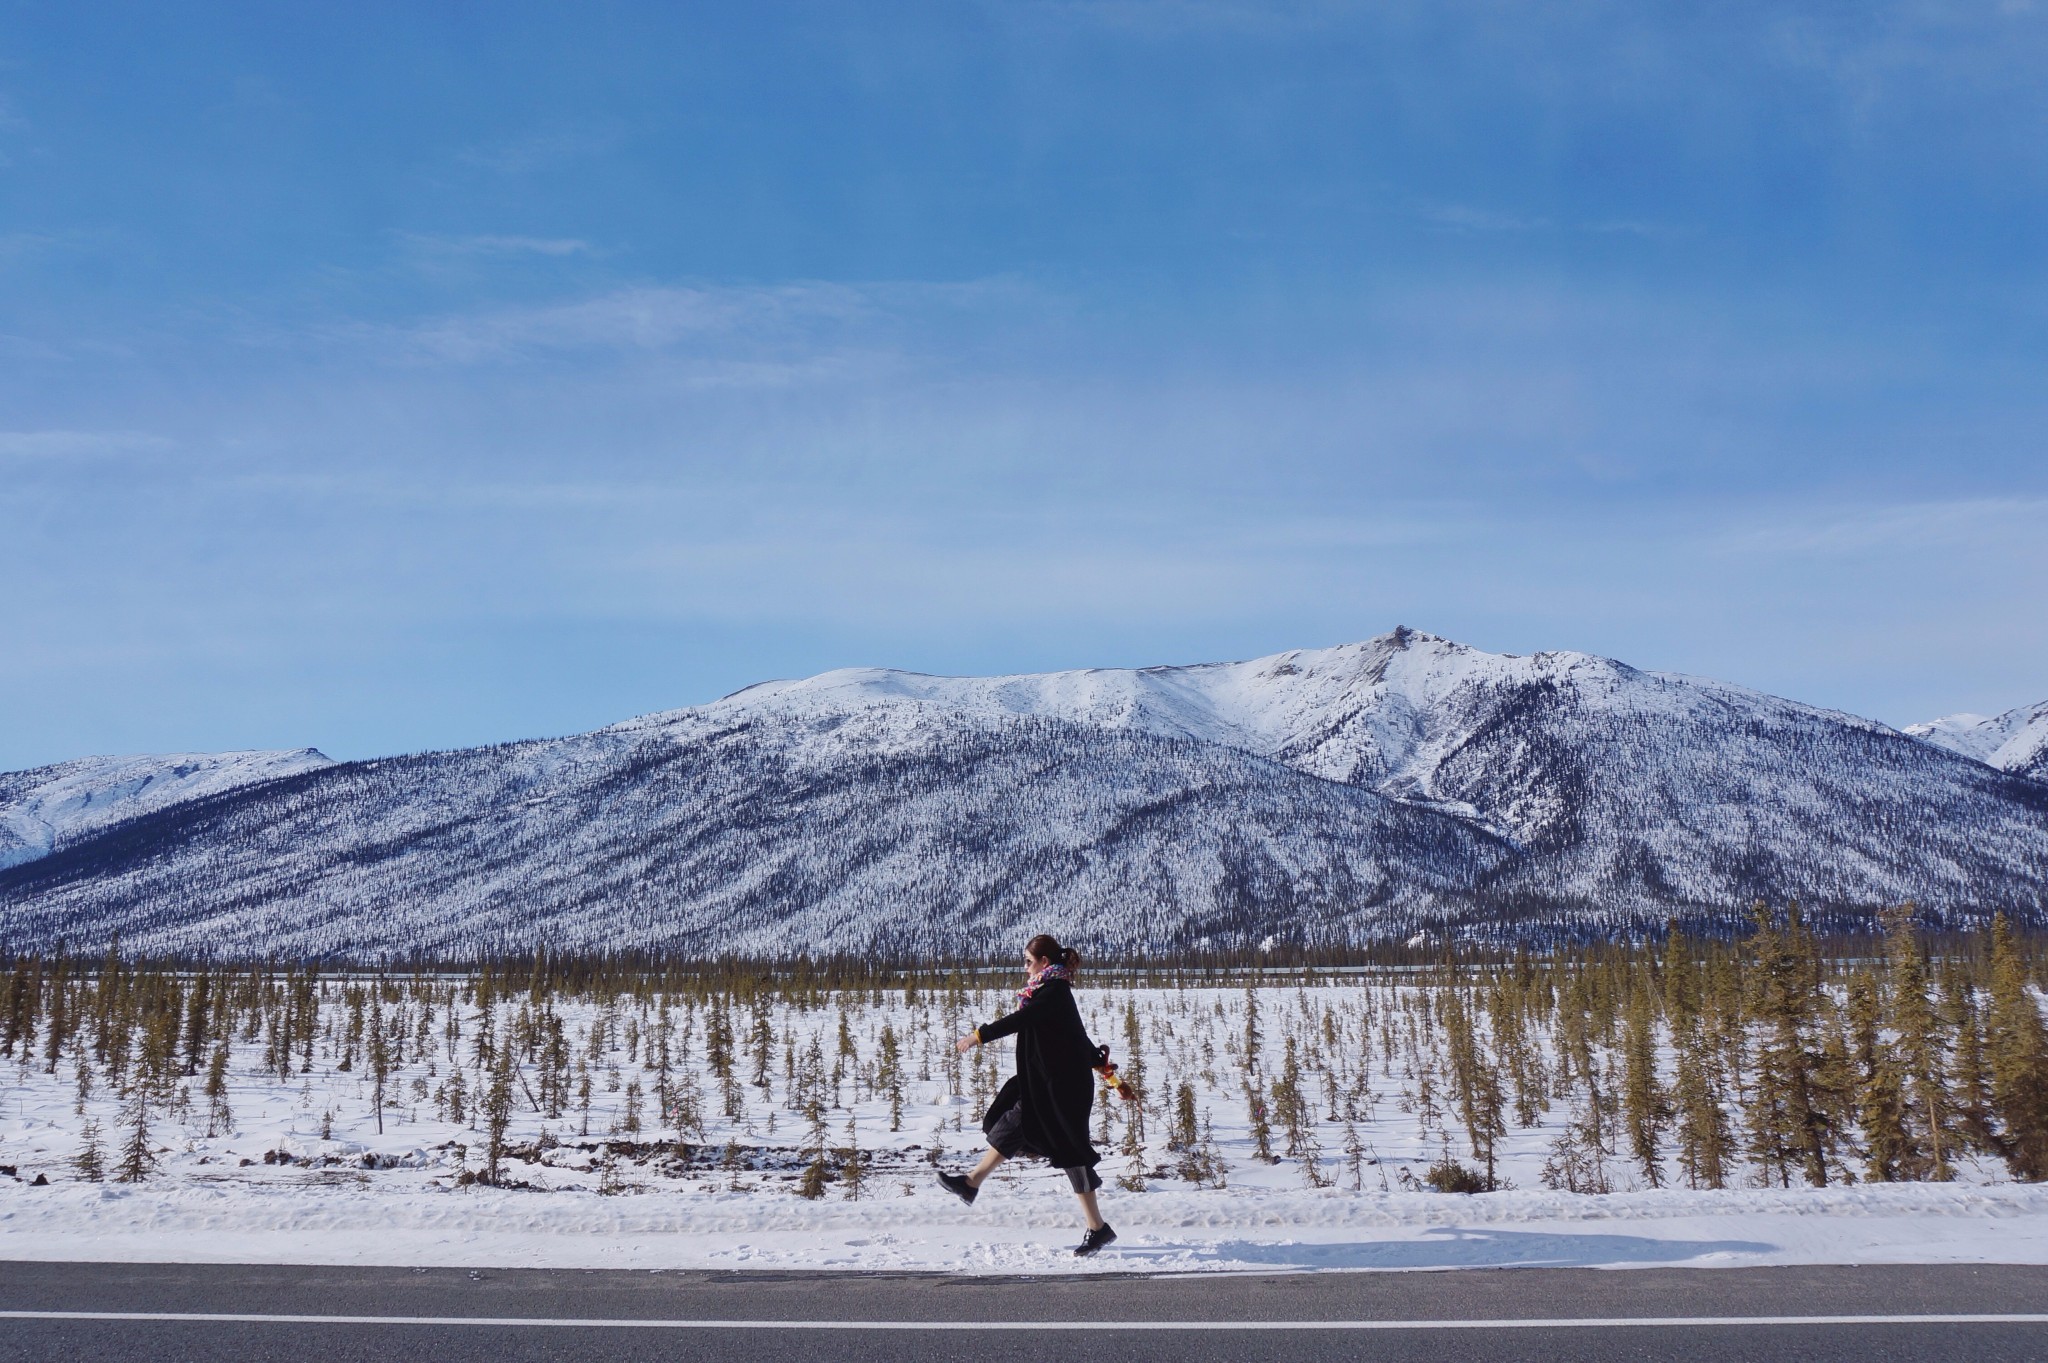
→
(3, 1, 2046, 768)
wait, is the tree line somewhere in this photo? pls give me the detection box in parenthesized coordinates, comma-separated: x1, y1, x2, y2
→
(3, 905, 2047, 1196)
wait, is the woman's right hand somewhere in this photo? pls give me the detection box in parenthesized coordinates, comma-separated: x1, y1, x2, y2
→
(954, 1032, 978, 1054)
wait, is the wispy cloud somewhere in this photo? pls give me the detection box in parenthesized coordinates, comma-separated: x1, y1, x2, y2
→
(390, 283, 869, 362)
(0, 232, 61, 261)
(0, 430, 172, 462)
(1412, 201, 1692, 240)
(1718, 497, 2048, 555)
(326, 277, 1031, 369)
(0, 229, 107, 264)
(1417, 203, 1553, 234)
(390, 231, 594, 258)
(1011, 0, 1355, 38)
(455, 125, 623, 174)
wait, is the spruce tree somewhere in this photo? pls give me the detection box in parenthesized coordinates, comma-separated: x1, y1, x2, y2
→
(1442, 992, 1505, 1188)
(1945, 970, 1996, 1155)
(368, 998, 391, 1136)
(74, 1117, 105, 1183)
(1621, 986, 1671, 1188)
(841, 1113, 866, 1201)
(116, 1091, 154, 1183)
(43, 955, 69, 1076)
(877, 1023, 904, 1132)
(1988, 915, 2048, 1179)
(482, 1050, 514, 1183)
(1244, 1075, 1274, 1162)
(1169, 1082, 1200, 1153)
(1884, 904, 1954, 1181)
(1744, 904, 1838, 1187)
(1671, 1024, 1730, 1190)
(204, 1042, 233, 1138)
(1848, 972, 1906, 1182)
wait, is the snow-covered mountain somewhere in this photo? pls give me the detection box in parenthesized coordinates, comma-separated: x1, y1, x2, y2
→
(1908, 701, 2048, 782)
(711, 628, 1924, 842)
(0, 749, 334, 871)
(2, 631, 2044, 959)
(0, 707, 1511, 958)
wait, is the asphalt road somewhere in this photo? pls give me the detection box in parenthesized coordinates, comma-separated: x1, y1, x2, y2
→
(2, 1260, 2044, 1362)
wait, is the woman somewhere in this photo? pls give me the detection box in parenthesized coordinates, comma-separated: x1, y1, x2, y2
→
(939, 933, 1115, 1257)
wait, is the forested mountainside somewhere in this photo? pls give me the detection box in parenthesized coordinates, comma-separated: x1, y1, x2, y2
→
(0, 708, 1512, 957)
(3, 630, 2044, 959)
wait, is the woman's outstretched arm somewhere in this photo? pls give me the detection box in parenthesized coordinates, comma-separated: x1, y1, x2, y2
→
(960, 991, 1044, 1050)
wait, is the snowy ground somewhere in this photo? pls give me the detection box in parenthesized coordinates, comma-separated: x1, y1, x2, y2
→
(8, 1174, 2048, 1275)
(3, 981, 2044, 1274)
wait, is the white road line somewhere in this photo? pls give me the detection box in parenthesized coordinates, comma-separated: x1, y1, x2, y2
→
(2, 1311, 2046, 1331)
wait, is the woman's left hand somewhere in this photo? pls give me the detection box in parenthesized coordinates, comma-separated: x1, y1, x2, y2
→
(954, 1033, 978, 1054)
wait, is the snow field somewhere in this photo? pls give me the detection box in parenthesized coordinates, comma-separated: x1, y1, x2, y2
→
(2, 976, 2044, 1274)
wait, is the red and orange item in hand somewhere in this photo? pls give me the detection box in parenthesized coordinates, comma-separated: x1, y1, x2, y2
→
(1093, 1046, 1139, 1103)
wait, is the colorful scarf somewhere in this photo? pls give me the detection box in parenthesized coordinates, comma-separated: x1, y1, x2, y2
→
(1016, 961, 1073, 1005)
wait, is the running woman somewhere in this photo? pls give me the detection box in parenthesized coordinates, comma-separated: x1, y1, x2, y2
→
(939, 933, 1115, 1257)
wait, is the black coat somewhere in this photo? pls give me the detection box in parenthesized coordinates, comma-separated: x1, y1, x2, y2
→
(978, 977, 1102, 1171)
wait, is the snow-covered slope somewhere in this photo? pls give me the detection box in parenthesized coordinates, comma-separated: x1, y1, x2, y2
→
(0, 749, 334, 870)
(0, 708, 1508, 957)
(1908, 701, 2048, 782)
(714, 626, 1527, 796)
(3, 631, 2045, 959)
(706, 628, 2047, 879)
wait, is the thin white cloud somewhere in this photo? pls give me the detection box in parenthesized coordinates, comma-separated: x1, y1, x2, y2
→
(1417, 203, 1553, 234)
(1011, 0, 1356, 38)
(1719, 497, 2048, 555)
(331, 277, 1033, 367)
(0, 229, 111, 264)
(455, 125, 622, 174)
(391, 232, 594, 258)
(393, 283, 867, 361)
(1412, 202, 1692, 240)
(0, 232, 63, 260)
(0, 430, 173, 461)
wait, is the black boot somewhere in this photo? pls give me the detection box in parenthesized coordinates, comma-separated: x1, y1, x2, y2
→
(1074, 1223, 1117, 1257)
(938, 1171, 978, 1206)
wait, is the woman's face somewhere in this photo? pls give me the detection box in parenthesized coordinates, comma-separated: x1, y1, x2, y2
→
(1025, 946, 1048, 974)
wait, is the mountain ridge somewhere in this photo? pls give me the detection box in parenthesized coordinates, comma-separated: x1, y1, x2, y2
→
(1908, 700, 2048, 781)
(0, 749, 334, 872)
(3, 631, 2044, 958)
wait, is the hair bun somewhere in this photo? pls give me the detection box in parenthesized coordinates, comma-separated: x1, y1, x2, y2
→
(1025, 933, 1079, 971)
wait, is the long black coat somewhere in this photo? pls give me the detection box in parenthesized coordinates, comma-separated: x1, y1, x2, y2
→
(977, 977, 1102, 1171)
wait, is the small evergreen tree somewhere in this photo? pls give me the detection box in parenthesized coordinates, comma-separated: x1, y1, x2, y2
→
(841, 1113, 866, 1201)
(1169, 1082, 1200, 1153)
(116, 1091, 154, 1183)
(74, 1117, 105, 1182)
(876, 1023, 904, 1132)
(482, 1050, 514, 1184)
(204, 1042, 233, 1138)
(368, 999, 391, 1136)
(1244, 1076, 1274, 1162)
